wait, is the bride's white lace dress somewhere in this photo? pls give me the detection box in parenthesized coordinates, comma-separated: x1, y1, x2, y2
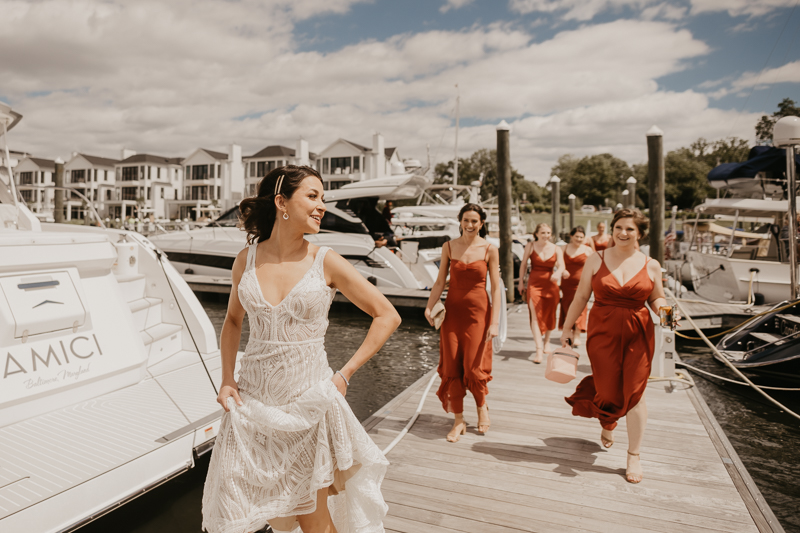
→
(202, 245, 389, 533)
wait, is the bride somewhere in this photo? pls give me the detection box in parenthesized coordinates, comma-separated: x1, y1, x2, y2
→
(202, 165, 401, 533)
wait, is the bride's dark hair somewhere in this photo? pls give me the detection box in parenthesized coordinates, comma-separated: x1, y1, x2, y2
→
(239, 165, 323, 244)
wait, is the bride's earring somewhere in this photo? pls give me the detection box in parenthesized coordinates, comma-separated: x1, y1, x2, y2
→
(283, 212, 289, 220)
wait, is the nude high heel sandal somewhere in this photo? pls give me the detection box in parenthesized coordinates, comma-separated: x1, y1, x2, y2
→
(626, 451, 643, 484)
(446, 418, 467, 443)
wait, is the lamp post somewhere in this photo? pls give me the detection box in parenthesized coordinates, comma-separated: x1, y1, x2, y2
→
(626, 176, 637, 208)
(550, 175, 560, 243)
(774, 116, 800, 300)
(568, 193, 575, 231)
(621, 189, 629, 209)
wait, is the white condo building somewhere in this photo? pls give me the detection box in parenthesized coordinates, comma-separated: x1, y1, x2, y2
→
(108, 151, 183, 220)
(64, 153, 119, 221)
(316, 133, 402, 189)
(176, 145, 244, 220)
(14, 156, 55, 220)
(243, 138, 315, 197)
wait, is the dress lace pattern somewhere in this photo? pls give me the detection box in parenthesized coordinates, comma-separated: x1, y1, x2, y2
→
(202, 245, 389, 533)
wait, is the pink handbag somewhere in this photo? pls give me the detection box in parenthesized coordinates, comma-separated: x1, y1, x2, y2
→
(545, 342, 580, 384)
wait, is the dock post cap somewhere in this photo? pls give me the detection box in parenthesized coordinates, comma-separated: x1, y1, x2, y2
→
(774, 116, 800, 147)
(496, 120, 511, 131)
(549, 175, 560, 183)
(646, 125, 664, 137)
(622, 189, 629, 195)
(627, 176, 637, 184)
(568, 193, 576, 199)
(55, 157, 64, 164)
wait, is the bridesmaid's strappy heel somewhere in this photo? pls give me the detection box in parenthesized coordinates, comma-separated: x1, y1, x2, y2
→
(626, 451, 643, 484)
(600, 428, 614, 449)
(477, 404, 490, 435)
(446, 417, 467, 443)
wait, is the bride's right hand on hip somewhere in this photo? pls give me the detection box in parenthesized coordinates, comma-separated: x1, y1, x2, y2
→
(218, 382, 243, 412)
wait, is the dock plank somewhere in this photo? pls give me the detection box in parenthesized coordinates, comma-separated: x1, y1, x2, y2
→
(364, 303, 782, 533)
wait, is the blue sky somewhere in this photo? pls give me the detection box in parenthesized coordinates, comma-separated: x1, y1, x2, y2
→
(1, 0, 798, 182)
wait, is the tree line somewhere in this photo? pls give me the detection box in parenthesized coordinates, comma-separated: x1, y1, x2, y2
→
(433, 98, 798, 212)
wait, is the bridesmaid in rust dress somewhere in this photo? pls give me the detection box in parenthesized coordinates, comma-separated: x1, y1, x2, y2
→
(559, 226, 593, 347)
(588, 221, 611, 251)
(561, 209, 666, 484)
(425, 204, 502, 443)
(518, 223, 565, 363)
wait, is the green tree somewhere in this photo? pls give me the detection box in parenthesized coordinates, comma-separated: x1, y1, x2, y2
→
(434, 148, 544, 203)
(690, 137, 750, 166)
(553, 153, 632, 207)
(756, 98, 800, 143)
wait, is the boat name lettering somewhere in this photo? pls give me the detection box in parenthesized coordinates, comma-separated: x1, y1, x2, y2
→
(22, 364, 91, 389)
(4, 334, 103, 379)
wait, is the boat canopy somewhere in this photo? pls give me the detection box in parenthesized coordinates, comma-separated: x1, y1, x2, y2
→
(707, 145, 800, 189)
(682, 221, 770, 240)
(694, 197, 797, 217)
(324, 174, 431, 202)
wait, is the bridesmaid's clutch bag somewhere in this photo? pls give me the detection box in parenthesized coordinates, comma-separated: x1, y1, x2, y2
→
(545, 344, 580, 383)
(431, 301, 446, 330)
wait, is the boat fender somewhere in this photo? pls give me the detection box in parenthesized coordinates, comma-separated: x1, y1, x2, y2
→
(753, 292, 765, 306)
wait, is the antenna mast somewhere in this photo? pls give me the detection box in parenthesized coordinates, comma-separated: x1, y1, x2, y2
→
(453, 84, 459, 204)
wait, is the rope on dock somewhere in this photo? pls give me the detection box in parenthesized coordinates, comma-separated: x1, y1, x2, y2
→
(666, 288, 800, 422)
(381, 372, 439, 455)
(676, 361, 800, 391)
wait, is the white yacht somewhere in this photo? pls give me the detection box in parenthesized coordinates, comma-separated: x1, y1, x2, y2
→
(149, 173, 441, 290)
(684, 197, 795, 304)
(0, 103, 224, 532)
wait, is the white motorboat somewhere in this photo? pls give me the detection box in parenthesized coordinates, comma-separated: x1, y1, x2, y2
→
(0, 102, 223, 533)
(683, 197, 796, 304)
(149, 173, 439, 289)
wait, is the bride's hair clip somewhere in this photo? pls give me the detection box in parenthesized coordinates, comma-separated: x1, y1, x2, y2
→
(274, 174, 285, 196)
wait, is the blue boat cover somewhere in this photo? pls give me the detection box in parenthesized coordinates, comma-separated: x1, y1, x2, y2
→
(707, 146, 800, 186)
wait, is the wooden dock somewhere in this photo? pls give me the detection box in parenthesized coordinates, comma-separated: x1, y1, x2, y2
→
(363, 303, 784, 533)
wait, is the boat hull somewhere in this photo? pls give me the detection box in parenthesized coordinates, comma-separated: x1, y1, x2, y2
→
(687, 251, 790, 304)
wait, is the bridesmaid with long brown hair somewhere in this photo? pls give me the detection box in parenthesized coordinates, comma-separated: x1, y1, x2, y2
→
(559, 226, 593, 347)
(560, 209, 666, 484)
(518, 223, 565, 363)
(425, 204, 502, 442)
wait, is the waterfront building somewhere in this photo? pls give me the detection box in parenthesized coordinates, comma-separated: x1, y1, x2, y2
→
(64, 153, 119, 221)
(243, 138, 315, 197)
(108, 151, 183, 220)
(13, 156, 55, 220)
(316, 133, 401, 190)
(176, 145, 244, 220)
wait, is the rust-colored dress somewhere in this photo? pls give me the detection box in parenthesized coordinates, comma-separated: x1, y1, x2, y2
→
(559, 251, 588, 332)
(527, 248, 559, 332)
(437, 253, 493, 413)
(565, 253, 655, 430)
(593, 236, 610, 251)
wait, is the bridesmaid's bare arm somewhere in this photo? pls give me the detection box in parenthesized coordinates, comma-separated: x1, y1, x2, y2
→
(552, 246, 566, 283)
(424, 242, 451, 326)
(217, 248, 248, 411)
(486, 245, 502, 339)
(560, 253, 600, 346)
(517, 241, 532, 295)
(325, 250, 402, 395)
(646, 258, 667, 312)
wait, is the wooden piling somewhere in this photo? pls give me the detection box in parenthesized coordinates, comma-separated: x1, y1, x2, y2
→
(550, 176, 561, 243)
(646, 127, 665, 265)
(496, 121, 514, 303)
(54, 158, 65, 224)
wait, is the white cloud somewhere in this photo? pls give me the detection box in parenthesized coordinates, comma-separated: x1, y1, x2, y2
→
(440, 0, 474, 14)
(732, 60, 800, 91)
(0, 1, 762, 184)
(509, 0, 658, 20)
(690, 0, 798, 17)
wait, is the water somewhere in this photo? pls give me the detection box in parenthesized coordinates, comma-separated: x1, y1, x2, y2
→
(81, 299, 436, 533)
(677, 339, 800, 533)
(81, 302, 799, 532)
